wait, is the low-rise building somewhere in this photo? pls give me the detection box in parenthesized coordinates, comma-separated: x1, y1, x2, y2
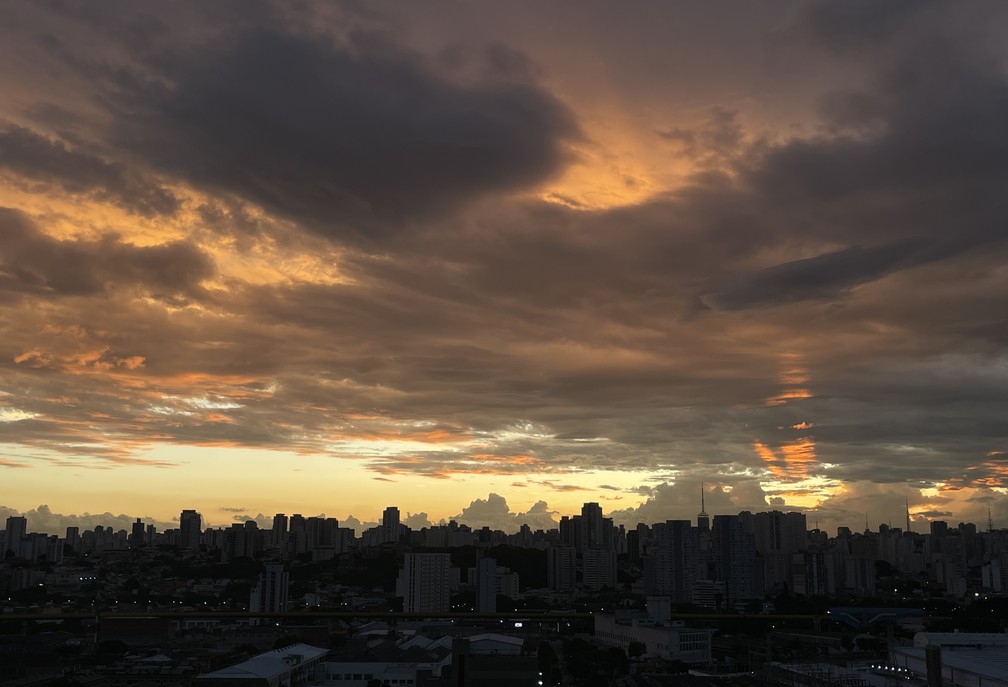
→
(890, 632, 1008, 687)
(196, 643, 329, 687)
(594, 611, 713, 663)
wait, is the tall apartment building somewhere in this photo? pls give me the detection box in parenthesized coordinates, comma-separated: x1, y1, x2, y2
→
(750, 510, 807, 593)
(223, 521, 263, 561)
(644, 520, 698, 603)
(580, 502, 605, 551)
(583, 547, 617, 590)
(129, 518, 146, 548)
(382, 506, 401, 544)
(4, 516, 27, 557)
(179, 509, 202, 550)
(250, 563, 289, 617)
(712, 514, 756, 607)
(476, 556, 497, 613)
(65, 526, 80, 552)
(547, 546, 577, 592)
(289, 514, 307, 554)
(271, 513, 288, 550)
(397, 552, 451, 613)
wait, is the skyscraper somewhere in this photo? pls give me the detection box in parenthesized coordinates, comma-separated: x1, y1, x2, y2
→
(711, 514, 756, 607)
(129, 518, 145, 549)
(398, 552, 451, 613)
(644, 520, 698, 602)
(583, 547, 617, 590)
(382, 506, 401, 544)
(751, 510, 806, 594)
(250, 564, 289, 619)
(289, 514, 306, 555)
(179, 509, 202, 550)
(579, 502, 605, 551)
(476, 556, 497, 613)
(4, 516, 27, 557)
(547, 546, 577, 592)
(271, 513, 288, 550)
(65, 526, 80, 552)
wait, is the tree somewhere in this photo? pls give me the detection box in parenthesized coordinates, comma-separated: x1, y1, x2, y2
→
(273, 634, 301, 649)
(538, 641, 561, 686)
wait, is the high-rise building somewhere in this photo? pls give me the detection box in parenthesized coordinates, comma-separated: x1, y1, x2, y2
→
(129, 518, 145, 548)
(46, 536, 64, 565)
(476, 556, 497, 613)
(179, 509, 202, 550)
(4, 516, 27, 556)
(579, 502, 605, 551)
(382, 506, 401, 544)
(547, 546, 577, 592)
(250, 564, 289, 618)
(583, 547, 617, 590)
(751, 510, 807, 594)
(559, 516, 576, 548)
(711, 514, 756, 607)
(288, 514, 306, 555)
(644, 520, 698, 602)
(271, 513, 288, 549)
(65, 526, 80, 552)
(397, 552, 450, 613)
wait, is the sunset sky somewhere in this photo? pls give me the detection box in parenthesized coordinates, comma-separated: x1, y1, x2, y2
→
(2, 1, 1007, 536)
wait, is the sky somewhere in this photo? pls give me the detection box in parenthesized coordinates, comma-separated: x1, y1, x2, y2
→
(1, 0, 1008, 536)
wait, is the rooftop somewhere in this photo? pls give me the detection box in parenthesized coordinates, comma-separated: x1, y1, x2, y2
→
(197, 643, 329, 681)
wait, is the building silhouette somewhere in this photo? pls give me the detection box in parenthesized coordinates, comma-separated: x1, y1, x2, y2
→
(382, 506, 401, 544)
(179, 509, 202, 550)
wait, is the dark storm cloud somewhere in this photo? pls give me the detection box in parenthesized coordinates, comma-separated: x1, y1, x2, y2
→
(0, 125, 179, 215)
(698, 31, 1008, 309)
(703, 242, 918, 310)
(0, 207, 213, 298)
(802, 0, 939, 51)
(103, 27, 579, 235)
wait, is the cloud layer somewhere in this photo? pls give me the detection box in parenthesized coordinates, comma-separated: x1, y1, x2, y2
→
(0, 1, 1006, 531)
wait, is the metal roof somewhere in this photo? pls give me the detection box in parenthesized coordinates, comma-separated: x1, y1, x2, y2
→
(198, 644, 329, 680)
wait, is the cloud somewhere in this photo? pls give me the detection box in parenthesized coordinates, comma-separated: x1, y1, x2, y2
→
(609, 479, 770, 527)
(799, 0, 939, 53)
(0, 207, 213, 300)
(339, 515, 378, 536)
(98, 23, 579, 236)
(0, 503, 176, 535)
(0, 125, 178, 216)
(451, 493, 558, 532)
(239, 513, 274, 529)
(402, 511, 433, 529)
(703, 241, 926, 310)
(0, 1, 1006, 529)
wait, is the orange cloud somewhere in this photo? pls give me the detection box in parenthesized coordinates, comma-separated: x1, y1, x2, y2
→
(754, 437, 819, 481)
(766, 353, 815, 406)
(765, 389, 813, 406)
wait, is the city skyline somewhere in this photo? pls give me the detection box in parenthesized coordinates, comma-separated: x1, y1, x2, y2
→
(2, 2, 1008, 534)
(0, 494, 990, 539)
